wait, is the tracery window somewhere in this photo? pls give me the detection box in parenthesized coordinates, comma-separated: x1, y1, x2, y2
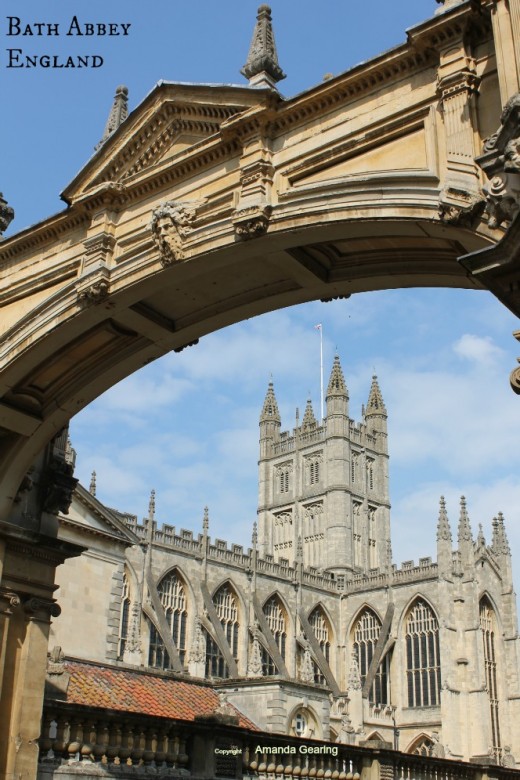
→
(205, 584, 239, 678)
(480, 598, 501, 757)
(405, 600, 441, 707)
(353, 608, 389, 705)
(309, 607, 331, 684)
(118, 574, 131, 659)
(148, 570, 188, 670)
(261, 595, 287, 675)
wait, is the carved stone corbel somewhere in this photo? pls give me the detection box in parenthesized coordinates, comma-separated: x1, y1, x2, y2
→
(232, 205, 272, 240)
(150, 200, 206, 265)
(43, 456, 78, 515)
(77, 274, 111, 306)
(438, 186, 485, 226)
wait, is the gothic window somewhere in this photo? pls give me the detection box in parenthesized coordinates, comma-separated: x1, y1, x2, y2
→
(261, 595, 287, 675)
(411, 736, 434, 756)
(148, 570, 188, 670)
(277, 464, 291, 494)
(118, 574, 131, 659)
(309, 607, 331, 685)
(480, 598, 501, 757)
(205, 584, 240, 678)
(405, 600, 441, 707)
(353, 608, 389, 705)
(367, 458, 375, 490)
(307, 454, 322, 486)
(351, 453, 359, 484)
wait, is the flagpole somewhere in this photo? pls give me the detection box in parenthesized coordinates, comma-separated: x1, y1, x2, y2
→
(315, 323, 324, 421)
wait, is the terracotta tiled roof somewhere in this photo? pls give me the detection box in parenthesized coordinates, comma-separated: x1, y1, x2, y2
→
(62, 661, 258, 730)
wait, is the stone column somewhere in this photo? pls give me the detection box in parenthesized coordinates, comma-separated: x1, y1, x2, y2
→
(484, 1, 520, 103)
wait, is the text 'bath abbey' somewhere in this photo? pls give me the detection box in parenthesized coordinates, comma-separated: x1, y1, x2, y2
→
(51, 357, 520, 764)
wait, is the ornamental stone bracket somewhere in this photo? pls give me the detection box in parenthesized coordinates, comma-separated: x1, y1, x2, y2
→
(438, 185, 485, 226)
(43, 455, 78, 515)
(232, 205, 272, 240)
(0, 587, 21, 616)
(476, 92, 520, 229)
(76, 265, 111, 306)
(510, 331, 520, 395)
(150, 199, 206, 266)
(0, 192, 14, 235)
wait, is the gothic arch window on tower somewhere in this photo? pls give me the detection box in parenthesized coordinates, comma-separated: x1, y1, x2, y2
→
(405, 599, 441, 707)
(480, 597, 501, 757)
(276, 463, 292, 494)
(261, 595, 287, 675)
(353, 607, 389, 705)
(149, 570, 188, 670)
(306, 452, 323, 486)
(368, 506, 377, 569)
(352, 501, 362, 567)
(367, 458, 375, 490)
(351, 452, 359, 484)
(309, 606, 331, 684)
(118, 573, 131, 659)
(205, 584, 240, 678)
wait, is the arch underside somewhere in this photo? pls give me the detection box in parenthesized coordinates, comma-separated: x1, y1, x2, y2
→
(0, 213, 497, 521)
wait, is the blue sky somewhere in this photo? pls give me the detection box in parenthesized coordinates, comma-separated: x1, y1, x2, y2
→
(3, 1, 520, 590)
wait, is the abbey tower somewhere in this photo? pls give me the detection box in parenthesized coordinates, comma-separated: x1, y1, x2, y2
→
(257, 357, 391, 576)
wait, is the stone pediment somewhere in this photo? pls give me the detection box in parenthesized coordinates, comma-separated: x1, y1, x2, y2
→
(61, 81, 270, 205)
(61, 482, 140, 545)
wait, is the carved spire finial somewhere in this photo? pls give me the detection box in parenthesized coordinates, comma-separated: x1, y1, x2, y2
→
(302, 398, 317, 430)
(96, 85, 129, 149)
(241, 5, 286, 88)
(252, 521, 258, 549)
(89, 470, 97, 496)
(203, 506, 209, 534)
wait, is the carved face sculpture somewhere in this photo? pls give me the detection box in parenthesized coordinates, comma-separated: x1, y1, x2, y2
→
(152, 214, 183, 263)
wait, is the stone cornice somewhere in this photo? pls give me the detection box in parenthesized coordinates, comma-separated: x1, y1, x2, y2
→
(0, 524, 85, 566)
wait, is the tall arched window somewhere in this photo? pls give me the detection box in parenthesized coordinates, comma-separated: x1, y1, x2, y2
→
(118, 574, 131, 659)
(480, 598, 501, 757)
(309, 607, 331, 684)
(353, 608, 389, 705)
(405, 599, 441, 707)
(148, 570, 188, 670)
(205, 584, 240, 678)
(261, 595, 287, 675)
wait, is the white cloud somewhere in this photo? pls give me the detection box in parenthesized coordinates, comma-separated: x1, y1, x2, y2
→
(453, 334, 504, 365)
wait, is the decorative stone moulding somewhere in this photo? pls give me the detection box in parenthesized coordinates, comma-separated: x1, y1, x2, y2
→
(233, 205, 272, 240)
(476, 92, 520, 229)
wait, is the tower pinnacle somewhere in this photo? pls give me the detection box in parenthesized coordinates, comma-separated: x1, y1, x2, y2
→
(260, 381, 281, 423)
(365, 375, 387, 416)
(241, 5, 286, 89)
(326, 355, 348, 398)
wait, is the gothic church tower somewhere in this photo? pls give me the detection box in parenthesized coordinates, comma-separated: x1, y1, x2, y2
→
(257, 357, 391, 576)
